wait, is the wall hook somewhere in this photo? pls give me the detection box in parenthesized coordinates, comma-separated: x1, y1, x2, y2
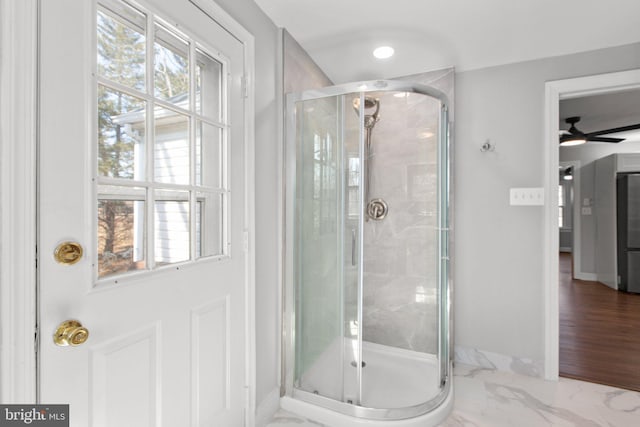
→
(480, 140, 495, 152)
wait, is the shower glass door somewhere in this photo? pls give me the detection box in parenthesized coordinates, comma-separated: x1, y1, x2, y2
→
(290, 93, 363, 403)
(355, 89, 446, 411)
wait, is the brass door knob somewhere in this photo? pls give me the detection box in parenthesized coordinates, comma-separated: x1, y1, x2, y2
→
(53, 320, 89, 346)
(54, 241, 83, 265)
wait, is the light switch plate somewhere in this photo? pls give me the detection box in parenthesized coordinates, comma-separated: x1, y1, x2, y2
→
(510, 187, 545, 206)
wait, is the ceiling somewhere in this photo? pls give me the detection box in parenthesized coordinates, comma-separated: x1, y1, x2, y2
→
(560, 89, 640, 144)
(254, 0, 640, 84)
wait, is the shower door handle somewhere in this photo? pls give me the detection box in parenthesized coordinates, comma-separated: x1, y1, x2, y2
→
(351, 228, 357, 266)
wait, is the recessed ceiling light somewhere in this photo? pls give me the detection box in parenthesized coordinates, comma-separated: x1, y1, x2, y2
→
(373, 46, 394, 59)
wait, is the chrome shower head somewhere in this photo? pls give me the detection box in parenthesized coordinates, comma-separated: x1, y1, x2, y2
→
(352, 96, 380, 128)
(352, 96, 378, 111)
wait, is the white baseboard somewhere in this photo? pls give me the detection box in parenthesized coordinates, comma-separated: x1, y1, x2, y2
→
(575, 272, 598, 281)
(255, 387, 280, 427)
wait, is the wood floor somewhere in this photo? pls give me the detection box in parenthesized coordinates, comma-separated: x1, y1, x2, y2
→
(559, 252, 640, 391)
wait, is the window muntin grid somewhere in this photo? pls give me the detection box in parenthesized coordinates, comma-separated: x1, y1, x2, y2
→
(96, 0, 229, 282)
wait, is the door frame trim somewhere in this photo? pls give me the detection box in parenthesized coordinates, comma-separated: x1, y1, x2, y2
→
(186, 1, 258, 423)
(0, 1, 256, 423)
(543, 68, 640, 380)
(0, 0, 38, 403)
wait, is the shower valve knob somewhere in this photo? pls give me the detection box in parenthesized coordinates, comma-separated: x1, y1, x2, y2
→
(367, 199, 388, 220)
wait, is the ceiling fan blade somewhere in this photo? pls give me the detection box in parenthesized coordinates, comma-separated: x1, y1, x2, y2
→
(586, 123, 640, 137)
(587, 136, 624, 143)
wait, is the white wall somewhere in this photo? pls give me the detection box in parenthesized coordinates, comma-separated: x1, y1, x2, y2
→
(454, 42, 640, 364)
(207, 0, 280, 410)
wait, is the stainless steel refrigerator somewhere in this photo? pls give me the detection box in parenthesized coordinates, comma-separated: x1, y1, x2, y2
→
(617, 173, 640, 293)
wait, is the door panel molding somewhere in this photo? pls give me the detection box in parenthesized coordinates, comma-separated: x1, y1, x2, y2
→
(90, 324, 161, 425)
(0, 0, 38, 403)
(190, 296, 230, 424)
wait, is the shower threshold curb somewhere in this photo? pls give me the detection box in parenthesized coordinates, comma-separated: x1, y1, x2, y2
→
(280, 383, 454, 427)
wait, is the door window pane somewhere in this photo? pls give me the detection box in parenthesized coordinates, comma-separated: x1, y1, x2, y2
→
(98, 198, 146, 278)
(195, 121, 222, 188)
(98, 85, 146, 179)
(196, 192, 223, 258)
(154, 190, 190, 265)
(154, 23, 189, 107)
(97, 5, 146, 91)
(196, 48, 222, 121)
(154, 107, 189, 185)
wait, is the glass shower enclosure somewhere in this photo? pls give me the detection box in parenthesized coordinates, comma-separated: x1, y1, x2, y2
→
(283, 80, 451, 422)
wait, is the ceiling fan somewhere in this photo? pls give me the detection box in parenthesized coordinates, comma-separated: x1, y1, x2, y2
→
(559, 116, 640, 146)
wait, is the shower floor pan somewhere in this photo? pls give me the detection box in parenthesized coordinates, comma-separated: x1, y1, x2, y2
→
(298, 338, 441, 409)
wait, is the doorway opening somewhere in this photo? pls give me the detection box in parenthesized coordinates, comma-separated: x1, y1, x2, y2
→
(557, 89, 640, 391)
(544, 69, 640, 384)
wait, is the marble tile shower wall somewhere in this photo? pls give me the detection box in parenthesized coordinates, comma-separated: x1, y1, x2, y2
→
(361, 92, 440, 353)
(283, 30, 332, 93)
(351, 69, 455, 354)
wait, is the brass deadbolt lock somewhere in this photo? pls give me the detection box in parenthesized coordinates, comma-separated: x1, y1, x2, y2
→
(53, 320, 89, 347)
(54, 241, 83, 265)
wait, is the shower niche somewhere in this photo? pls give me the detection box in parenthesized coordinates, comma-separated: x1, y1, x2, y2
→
(283, 80, 452, 425)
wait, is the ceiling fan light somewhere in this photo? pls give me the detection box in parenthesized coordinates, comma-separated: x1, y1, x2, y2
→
(560, 137, 587, 146)
(562, 166, 573, 181)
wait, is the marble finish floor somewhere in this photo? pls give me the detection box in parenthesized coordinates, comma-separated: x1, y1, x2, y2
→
(267, 363, 640, 426)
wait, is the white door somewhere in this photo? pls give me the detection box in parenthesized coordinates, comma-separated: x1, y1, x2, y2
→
(39, 1, 247, 425)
